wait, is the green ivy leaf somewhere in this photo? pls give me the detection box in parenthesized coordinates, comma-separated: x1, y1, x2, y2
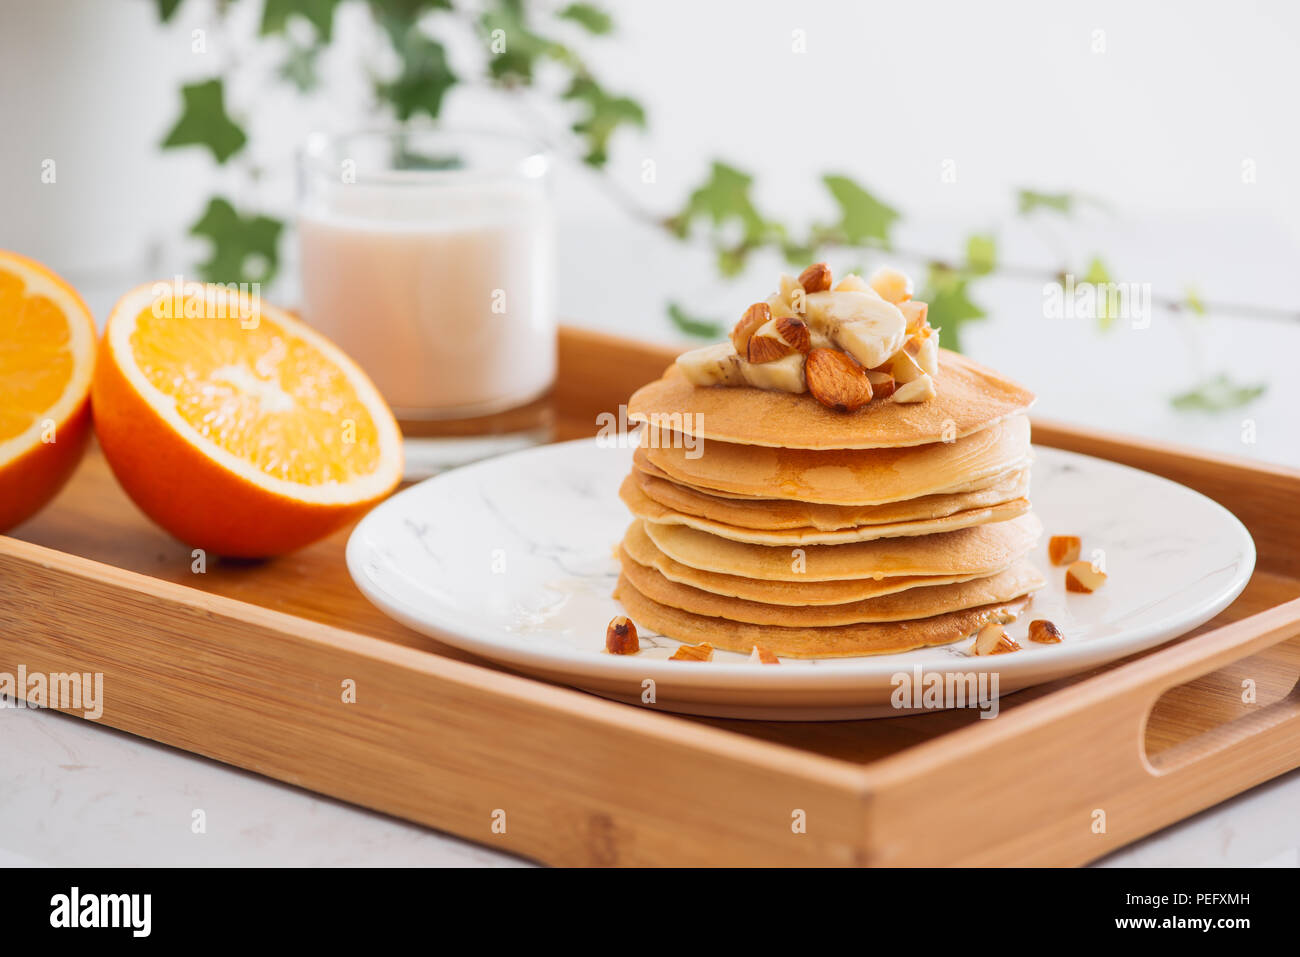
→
(1017, 189, 1074, 216)
(1081, 256, 1117, 330)
(965, 234, 996, 275)
(667, 302, 727, 339)
(558, 3, 613, 34)
(482, 0, 573, 84)
(677, 163, 770, 245)
(716, 246, 748, 278)
(1171, 374, 1266, 412)
(921, 266, 986, 353)
(822, 175, 899, 247)
(261, 0, 340, 41)
(377, 31, 457, 120)
(156, 0, 184, 21)
(161, 79, 247, 164)
(190, 198, 283, 286)
(563, 76, 645, 167)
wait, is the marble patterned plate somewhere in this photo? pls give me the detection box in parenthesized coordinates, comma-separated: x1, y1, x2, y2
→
(346, 438, 1255, 720)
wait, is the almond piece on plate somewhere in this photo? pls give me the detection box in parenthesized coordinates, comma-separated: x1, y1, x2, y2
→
(749, 645, 780, 664)
(775, 315, 812, 353)
(605, 616, 640, 655)
(805, 348, 873, 412)
(1048, 535, 1082, 566)
(1028, 619, 1064, 644)
(670, 642, 714, 662)
(731, 302, 770, 355)
(972, 622, 1021, 656)
(798, 262, 832, 293)
(868, 266, 913, 304)
(1065, 560, 1107, 593)
(865, 369, 896, 399)
(893, 373, 936, 403)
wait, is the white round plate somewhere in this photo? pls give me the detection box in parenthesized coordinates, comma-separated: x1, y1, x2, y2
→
(347, 439, 1255, 720)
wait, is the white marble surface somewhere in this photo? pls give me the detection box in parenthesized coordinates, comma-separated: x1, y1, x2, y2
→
(3, 699, 1298, 868)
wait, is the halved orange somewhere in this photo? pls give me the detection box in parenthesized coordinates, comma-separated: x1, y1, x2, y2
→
(0, 251, 96, 533)
(93, 281, 403, 557)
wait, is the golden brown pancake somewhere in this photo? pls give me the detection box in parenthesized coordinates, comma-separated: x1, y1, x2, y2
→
(614, 573, 1029, 657)
(621, 472, 1031, 545)
(620, 551, 1044, 626)
(641, 414, 1031, 506)
(633, 464, 1031, 531)
(620, 520, 998, 605)
(627, 348, 1035, 450)
(642, 512, 1042, 582)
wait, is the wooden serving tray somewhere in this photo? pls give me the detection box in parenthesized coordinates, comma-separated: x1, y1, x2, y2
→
(3, 327, 1299, 866)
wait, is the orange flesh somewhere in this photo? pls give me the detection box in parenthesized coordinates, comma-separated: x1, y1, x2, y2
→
(0, 268, 76, 443)
(129, 301, 382, 486)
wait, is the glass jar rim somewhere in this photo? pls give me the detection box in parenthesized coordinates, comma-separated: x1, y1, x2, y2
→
(298, 126, 550, 187)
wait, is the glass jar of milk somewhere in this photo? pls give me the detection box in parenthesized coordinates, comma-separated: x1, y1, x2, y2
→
(298, 129, 556, 476)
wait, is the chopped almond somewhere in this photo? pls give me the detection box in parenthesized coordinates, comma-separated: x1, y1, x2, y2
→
(892, 373, 936, 403)
(748, 332, 795, 364)
(1065, 560, 1107, 593)
(1048, 535, 1081, 566)
(798, 262, 832, 294)
(972, 622, 1021, 656)
(731, 302, 770, 355)
(865, 369, 896, 399)
(1028, 619, 1064, 644)
(775, 315, 812, 353)
(899, 299, 929, 333)
(890, 348, 925, 385)
(605, 616, 639, 655)
(868, 266, 913, 304)
(749, 645, 780, 664)
(669, 641, 714, 662)
(805, 348, 873, 413)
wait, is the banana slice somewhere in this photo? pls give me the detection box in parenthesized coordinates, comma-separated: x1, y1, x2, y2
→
(676, 342, 746, 386)
(675, 343, 807, 392)
(740, 350, 806, 391)
(803, 290, 907, 369)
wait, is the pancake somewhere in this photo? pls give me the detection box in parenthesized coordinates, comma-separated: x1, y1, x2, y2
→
(641, 414, 1031, 506)
(621, 472, 1031, 545)
(621, 520, 999, 605)
(627, 348, 1035, 450)
(642, 512, 1042, 582)
(614, 573, 1029, 657)
(634, 464, 1032, 531)
(619, 551, 1044, 626)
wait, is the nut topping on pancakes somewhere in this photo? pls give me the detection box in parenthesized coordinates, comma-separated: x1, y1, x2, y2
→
(675, 263, 941, 411)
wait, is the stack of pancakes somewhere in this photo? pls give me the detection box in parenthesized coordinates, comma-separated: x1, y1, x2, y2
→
(614, 349, 1043, 658)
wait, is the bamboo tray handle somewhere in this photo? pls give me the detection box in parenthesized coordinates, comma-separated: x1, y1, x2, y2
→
(1133, 601, 1300, 777)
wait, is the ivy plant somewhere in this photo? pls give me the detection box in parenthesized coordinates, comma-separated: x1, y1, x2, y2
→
(155, 0, 1268, 411)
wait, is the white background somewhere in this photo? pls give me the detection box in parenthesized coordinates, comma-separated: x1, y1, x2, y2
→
(1, 0, 1298, 867)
